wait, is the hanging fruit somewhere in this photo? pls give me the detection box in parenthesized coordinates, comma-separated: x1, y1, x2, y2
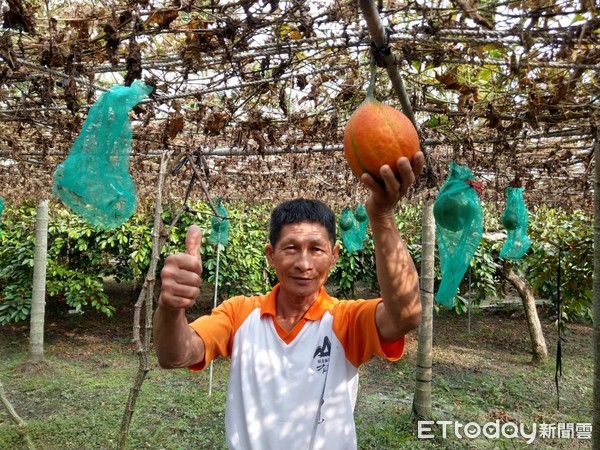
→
(354, 204, 368, 223)
(502, 210, 519, 231)
(339, 212, 354, 231)
(343, 64, 420, 181)
(433, 196, 472, 232)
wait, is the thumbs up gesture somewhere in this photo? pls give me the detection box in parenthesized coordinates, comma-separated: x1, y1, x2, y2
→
(158, 225, 204, 310)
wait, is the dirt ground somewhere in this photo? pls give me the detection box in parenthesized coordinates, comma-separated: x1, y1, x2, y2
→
(0, 280, 594, 449)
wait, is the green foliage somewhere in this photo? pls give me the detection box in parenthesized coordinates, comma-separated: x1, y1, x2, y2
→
(329, 243, 376, 298)
(160, 201, 275, 299)
(0, 201, 593, 325)
(201, 202, 274, 298)
(520, 207, 593, 322)
(451, 205, 593, 322)
(0, 203, 115, 324)
(330, 204, 423, 299)
(0, 204, 36, 324)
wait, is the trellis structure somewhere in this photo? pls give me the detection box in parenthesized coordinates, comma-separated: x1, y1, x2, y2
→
(1, 0, 599, 448)
(0, 0, 598, 212)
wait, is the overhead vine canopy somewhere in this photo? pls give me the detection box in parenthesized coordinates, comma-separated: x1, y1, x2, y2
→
(0, 0, 598, 211)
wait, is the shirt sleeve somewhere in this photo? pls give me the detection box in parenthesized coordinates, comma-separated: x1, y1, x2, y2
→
(187, 296, 245, 371)
(332, 298, 405, 367)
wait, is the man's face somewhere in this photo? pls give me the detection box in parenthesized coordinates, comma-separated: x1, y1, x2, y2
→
(266, 221, 339, 299)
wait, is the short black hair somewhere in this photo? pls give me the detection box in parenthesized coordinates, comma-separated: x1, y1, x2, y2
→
(269, 199, 336, 247)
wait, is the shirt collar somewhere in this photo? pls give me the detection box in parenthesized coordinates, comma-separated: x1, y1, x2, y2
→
(260, 284, 333, 321)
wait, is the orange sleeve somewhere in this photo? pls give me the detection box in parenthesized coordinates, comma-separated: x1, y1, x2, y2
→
(187, 296, 257, 371)
(332, 298, 405, 367)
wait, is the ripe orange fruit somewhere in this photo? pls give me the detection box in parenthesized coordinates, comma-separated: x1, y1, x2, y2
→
(343, 96, 420, 181)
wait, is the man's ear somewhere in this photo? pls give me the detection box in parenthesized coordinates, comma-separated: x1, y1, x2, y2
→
(331, 243, 340, 267)
(265, 244, 275, 268)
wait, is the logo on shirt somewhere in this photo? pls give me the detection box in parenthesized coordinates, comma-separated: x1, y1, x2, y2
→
(313, 336, 331, 374)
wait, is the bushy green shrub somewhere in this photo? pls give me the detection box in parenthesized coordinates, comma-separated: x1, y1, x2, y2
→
(0, 200, 593, 325)
(0, 204, 35, 323)
(0, 203, 115, 324)
(523, 207, 593, 322)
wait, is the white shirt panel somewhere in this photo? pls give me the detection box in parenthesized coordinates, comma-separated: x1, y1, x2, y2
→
(225, 309, 359, 450)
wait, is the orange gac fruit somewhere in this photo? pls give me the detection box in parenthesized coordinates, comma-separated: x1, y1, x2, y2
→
(343, 96, 420, 180)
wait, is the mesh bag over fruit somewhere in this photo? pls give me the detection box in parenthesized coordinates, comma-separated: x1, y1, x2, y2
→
(354, 204, 369, 241)
(339, 207, 363, 253)
(52, 80, 153, 230)
(433, 162, 484, 308)
(209, 200, 230, 246)
(500, 187, 531, 260)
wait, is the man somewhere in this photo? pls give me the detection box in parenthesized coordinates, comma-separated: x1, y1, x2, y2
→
(154, 153, 425, 449)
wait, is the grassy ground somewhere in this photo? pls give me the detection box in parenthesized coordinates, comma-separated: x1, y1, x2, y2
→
(0, 282, 593, 450)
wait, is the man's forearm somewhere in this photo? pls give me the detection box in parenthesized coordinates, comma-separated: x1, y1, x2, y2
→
(153, 305, 204, 368)
(371, 215, 421, 330)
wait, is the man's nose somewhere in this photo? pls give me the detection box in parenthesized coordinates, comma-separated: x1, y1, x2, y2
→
(294, 251, 311, 271)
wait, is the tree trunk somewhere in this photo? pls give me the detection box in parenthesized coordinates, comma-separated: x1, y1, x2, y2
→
(592, 132, 600, 449)
(28, 199, 48, 364)
(502, 264, 548, 365)
(413, 200, 435, 419)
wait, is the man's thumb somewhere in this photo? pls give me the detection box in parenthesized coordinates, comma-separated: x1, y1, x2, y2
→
(185, 225, 203, 260)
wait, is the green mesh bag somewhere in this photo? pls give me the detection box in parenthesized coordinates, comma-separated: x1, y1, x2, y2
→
(433, 162, 484, 308)
(339, 207, 363, 253)
(354, 204, 369, 241)
(208, 200, 230, 246)
(52, 80, 153, 230)
(500, 187, 531, 260)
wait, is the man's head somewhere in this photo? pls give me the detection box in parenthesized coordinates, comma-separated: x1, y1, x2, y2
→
(266, 199, 339, 300)
(269, 199, 336, 247)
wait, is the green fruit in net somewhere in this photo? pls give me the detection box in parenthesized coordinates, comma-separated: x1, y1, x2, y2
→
(354, 206, 368, 223)
(339, 214, 354, 231)
(433, 196, 471, 232)
(502, 211, 519, 231)
(212, 219, 223, 232)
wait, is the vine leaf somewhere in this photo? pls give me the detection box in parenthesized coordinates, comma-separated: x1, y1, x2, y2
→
(146, 9, 179, 30)
(168, 112, 184, 140)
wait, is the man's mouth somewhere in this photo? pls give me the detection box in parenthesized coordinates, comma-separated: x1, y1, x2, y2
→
(293, 277, 312, 282)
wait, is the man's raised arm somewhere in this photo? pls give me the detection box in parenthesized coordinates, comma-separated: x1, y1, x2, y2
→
(361, 153, 425, 341)
(153, 225, 205, 368)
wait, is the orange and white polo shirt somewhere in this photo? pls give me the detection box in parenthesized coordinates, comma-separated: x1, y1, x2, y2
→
(188, 284, 405, 450)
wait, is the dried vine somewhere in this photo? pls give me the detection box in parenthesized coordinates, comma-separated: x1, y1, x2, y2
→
(0, 0, 598, 211)
(118, 151, 171, 449)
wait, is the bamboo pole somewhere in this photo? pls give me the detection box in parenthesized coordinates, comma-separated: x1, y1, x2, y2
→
(413, 201, 435, 420)
(28, 199, 48, 364)
(592, 131, 599, 449)
(208, 244, 221, 396)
